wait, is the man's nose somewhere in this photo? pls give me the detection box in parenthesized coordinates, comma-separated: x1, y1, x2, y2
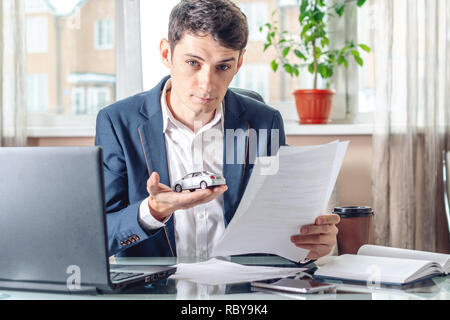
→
(197, 67, 214, 95)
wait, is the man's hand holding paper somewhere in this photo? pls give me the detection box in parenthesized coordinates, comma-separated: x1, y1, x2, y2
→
(211, 141, 349, 262)
(291, 214, 340, 260)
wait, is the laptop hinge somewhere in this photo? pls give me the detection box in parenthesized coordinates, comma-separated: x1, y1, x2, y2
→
(0, 280, 98, 295)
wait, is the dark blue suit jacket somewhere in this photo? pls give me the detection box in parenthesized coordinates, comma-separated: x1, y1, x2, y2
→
(95, 76, 286, 257)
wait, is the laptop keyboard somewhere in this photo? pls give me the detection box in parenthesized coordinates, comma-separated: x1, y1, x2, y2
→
(110, 271, 144, 282)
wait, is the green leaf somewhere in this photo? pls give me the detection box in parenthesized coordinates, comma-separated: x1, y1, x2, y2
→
(293, 67, 299, 77)
(338, 56, 349, 68)
(317, 64, 327, 78)
(315, 46, 322, 58)
(284, 63, 293, 76)
(263, 43, 271, 52)
(294, 49, 307, 60)
(357, 0, 367, 7)
(301, 24, 312, 38)
(354, 55, 364, 66)
(321, 36, 330, 48)
(359, 44, 371, 52)
(308, 63, 315, 75)
(351, 50, 360, 58)
(313, 11, 325, 23)
(282, 47, 291, 58)
(335, 2, 345, 17)
(300, 0, 308, 15)
(271, 60, 279, 72)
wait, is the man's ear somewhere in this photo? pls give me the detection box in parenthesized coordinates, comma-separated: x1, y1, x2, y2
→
(160, 38, 172, 69)
(236, 49, 246, 73)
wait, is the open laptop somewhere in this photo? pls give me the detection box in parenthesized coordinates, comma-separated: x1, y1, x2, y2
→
(0, 147, 176, 294)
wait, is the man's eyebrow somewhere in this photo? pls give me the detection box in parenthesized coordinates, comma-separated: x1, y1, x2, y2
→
(185, 53, 236, 63)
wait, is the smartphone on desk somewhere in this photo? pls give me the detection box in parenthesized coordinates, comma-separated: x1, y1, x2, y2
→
(251, 277, 336, 294)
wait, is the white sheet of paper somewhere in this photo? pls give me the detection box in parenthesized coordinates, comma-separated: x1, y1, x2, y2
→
(211, 141, 349, 262)
(169, 258, 307, 285)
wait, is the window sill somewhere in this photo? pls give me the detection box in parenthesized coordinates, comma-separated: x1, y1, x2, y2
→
(27, 121, 373, 138)
(284, 120, 373, 136)
(27, 127, 95, 138)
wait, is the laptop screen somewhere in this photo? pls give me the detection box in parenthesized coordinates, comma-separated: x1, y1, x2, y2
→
(0, 147, 110, 289)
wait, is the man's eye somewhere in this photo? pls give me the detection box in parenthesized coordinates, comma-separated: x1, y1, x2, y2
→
(218, 65, 230, 71)
(187, 60, 199, 67)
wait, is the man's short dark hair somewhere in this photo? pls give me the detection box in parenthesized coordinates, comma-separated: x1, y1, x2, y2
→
(168, 0, 249, 53)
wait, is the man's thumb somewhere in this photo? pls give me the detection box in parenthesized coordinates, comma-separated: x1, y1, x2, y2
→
(148, 172, 160, 193)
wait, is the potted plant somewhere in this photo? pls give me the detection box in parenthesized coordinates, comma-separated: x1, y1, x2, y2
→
(261, 0, 370, 124)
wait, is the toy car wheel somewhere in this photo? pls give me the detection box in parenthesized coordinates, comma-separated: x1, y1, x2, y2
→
(200, 181, 207, 189)
(175, 184, 182, 193)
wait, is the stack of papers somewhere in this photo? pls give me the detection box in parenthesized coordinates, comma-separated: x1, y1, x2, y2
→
(169, 258, 307, 285)
(212, 141, 348, 262)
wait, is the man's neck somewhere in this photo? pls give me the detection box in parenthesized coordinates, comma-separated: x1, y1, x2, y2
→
(166, 89, 218, 133)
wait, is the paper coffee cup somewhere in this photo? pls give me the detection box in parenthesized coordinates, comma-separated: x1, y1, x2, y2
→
(334, 206, 374, 255)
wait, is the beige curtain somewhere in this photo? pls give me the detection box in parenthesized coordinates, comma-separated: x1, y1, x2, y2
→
(370, 0, 450, 253)
(0, 0, 27, 147)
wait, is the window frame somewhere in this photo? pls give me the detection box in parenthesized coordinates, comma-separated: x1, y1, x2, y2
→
(94, 19, 114, 50)
(27, 0, 373, 138)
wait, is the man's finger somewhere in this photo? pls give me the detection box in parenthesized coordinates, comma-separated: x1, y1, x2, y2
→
(290, 234, 335, 246)
(315, 214, 340, 225)
(300, 224, 338, 235)
(176, 185, 228, 209)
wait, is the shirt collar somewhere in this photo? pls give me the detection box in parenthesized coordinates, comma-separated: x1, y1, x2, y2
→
(160, 79, 224, 134)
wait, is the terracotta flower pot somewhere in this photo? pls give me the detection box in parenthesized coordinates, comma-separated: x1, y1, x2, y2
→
(292, 89, 335, 124)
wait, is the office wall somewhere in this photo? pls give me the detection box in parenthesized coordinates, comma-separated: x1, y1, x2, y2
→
(27, 135, 374, 208)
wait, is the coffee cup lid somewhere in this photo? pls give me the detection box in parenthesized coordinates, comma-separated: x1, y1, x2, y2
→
(333, 206, 374, 218)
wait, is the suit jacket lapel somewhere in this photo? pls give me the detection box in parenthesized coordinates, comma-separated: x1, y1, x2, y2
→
(137, 76, 176, 256)
(222, 91, 249, 226)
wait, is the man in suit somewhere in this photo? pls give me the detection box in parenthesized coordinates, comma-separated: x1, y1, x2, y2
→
(95, 0, 340, 261)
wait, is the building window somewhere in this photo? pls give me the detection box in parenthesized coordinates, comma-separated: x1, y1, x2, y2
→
(25, 0, 48, 13)
(95, 19, 114, 50)
(238, 2, 268, 42)
(27, 74, 48, 113)
(72, 87, 86, 115)
(87, 87, 111, 114)
(231, 64, 270, 102)
(26, 16, 48, 53)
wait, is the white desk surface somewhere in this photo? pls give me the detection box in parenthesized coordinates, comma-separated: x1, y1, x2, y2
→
(1, 256, 449, 300)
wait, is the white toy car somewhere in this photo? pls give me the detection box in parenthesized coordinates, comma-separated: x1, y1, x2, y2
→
(172, 171, 226, 192)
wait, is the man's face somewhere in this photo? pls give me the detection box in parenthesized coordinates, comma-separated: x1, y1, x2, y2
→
(160, 33, 245, 116)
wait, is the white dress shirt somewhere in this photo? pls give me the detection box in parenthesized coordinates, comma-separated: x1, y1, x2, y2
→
(138, 79, 226, 259)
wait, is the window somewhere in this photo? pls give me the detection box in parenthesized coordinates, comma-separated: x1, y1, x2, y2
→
(230, 64, 270, 102)
(238, 2, 268, 42)
(27, 74, 48, 113)
(25, 0, 116, 132)
(95, 19, 114, 50)
(87, 87, 111, 115)
(25, 0, 48, 14)
(356, 2, 375, 115)
(26, 16, 48, 53)
(72, 87, 85, 115)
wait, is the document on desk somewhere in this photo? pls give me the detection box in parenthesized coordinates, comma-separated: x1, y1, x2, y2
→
(212, 140, 349, 262)
(170, 258, 307, 285)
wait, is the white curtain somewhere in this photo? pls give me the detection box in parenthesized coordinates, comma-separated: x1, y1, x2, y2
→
(0, 0, 27, 147)
(370, 0, 450, 253)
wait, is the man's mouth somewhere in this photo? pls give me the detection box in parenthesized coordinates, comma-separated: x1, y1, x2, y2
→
(195, 96, 216, 103)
